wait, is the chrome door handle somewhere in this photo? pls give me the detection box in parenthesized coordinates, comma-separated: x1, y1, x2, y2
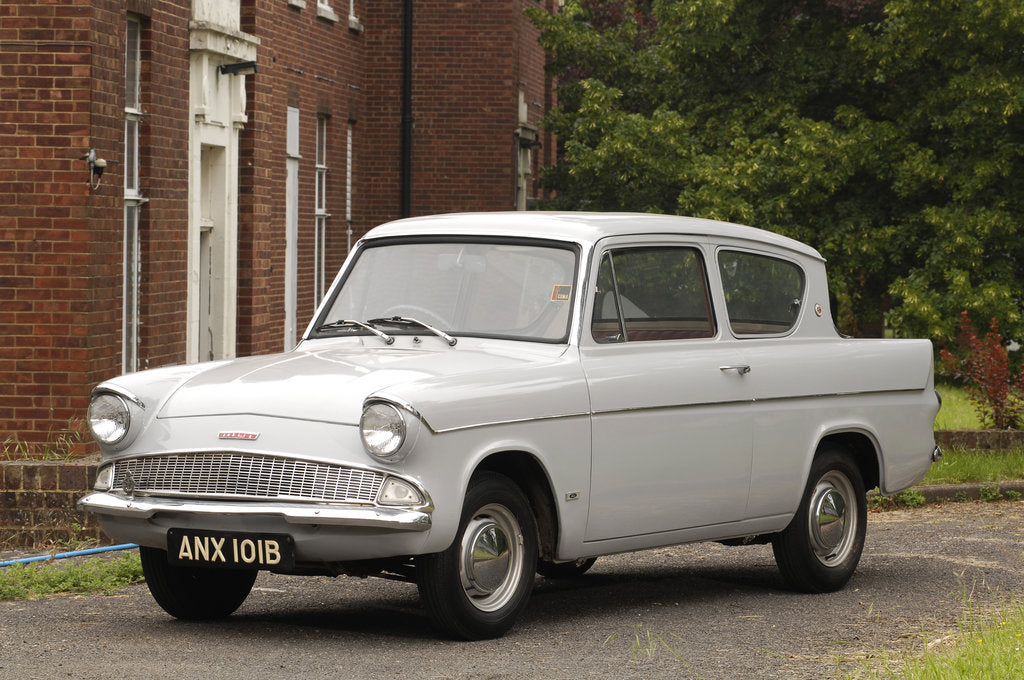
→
(719, 365, 751, 375)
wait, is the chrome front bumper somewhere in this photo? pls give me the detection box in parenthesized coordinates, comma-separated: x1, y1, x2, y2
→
(78, 492, 432, 531)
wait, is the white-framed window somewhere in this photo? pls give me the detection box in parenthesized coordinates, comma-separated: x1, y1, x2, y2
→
(124, 16, 145, 372)
(315, 114, 330, 308)
(348, 0, 362, 31)
(285, 107, 300, 350)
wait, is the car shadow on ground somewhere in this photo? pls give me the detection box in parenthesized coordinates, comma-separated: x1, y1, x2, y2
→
(159, 546, 797, 641)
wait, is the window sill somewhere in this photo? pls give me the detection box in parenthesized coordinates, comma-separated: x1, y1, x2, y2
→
(317, 4, 340, 23)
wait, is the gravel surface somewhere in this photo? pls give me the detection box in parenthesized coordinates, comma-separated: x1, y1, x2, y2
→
(1, 501, 1022, 680)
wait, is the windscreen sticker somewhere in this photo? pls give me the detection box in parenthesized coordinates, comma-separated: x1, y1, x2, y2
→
(551, 284, 572, 302)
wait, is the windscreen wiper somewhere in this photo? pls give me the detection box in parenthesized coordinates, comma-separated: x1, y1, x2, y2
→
(368, 316, 458, 347)
(315, 319, 395, 345)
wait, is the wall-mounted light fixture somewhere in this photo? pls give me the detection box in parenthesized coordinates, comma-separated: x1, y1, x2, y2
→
(219, 61, 258, 76)
(79, 148, 109, 190)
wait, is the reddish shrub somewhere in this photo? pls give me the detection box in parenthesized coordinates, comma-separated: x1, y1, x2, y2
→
(939, 311, 1024, 429)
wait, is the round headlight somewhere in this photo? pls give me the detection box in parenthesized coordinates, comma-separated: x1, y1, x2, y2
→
(360, 402, 407, 460)
(88, 393, 131, 445)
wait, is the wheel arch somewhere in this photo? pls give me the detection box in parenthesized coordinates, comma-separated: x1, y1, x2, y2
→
(473, 450, 559, 563)
(816, 430, 880, 492)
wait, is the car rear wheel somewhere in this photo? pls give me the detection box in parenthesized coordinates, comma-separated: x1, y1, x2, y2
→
(140, 546, 257, 619)
(416, 471, 538, 640)
(772, 446, 867, 593)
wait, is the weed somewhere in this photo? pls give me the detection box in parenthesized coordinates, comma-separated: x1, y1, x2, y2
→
(605, 624, 705, 676)
(868, 494, 891, 510)
(1, 419, 89, 461)
(0, 552, 144, 600)
(979, 484, 1003, 502)
(895, 489, 927, 508)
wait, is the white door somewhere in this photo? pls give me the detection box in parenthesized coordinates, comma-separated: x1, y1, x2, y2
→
(581, 243, 753, 541)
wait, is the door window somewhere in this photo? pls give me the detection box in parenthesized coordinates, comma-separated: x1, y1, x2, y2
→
(591, 247, 715, 343)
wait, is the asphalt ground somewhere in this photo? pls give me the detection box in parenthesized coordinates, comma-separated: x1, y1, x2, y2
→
(1, 500, 1022, 680)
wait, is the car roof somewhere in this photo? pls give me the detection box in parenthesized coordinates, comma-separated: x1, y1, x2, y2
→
(362, 212, 824, 261)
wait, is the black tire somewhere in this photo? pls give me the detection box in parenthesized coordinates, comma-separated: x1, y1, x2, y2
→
(416, 471, 538, 640)
(140, 546, 257, 620)
(772, 446, 867, 594)
(536, 557, 597, 579)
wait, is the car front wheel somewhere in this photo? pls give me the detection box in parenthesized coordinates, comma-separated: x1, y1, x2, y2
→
(416, 471, 538, 640)
(771, 447, 867, 593)
(140, 546, 257, 619)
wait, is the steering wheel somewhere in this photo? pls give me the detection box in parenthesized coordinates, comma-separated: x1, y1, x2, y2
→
(379, 305, 453, 329)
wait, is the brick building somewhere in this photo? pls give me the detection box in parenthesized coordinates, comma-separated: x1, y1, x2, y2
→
(1, 0, 557, 451)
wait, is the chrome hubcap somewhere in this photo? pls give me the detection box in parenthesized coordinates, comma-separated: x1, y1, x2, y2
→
(459, 503, 524, 612)
(807, 471, 856, 566)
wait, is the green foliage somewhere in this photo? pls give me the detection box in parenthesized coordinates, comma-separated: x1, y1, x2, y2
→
(0, 552, 144, 600)
(529, 0, 1024, 341)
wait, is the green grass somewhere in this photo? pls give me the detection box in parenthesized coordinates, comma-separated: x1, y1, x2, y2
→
(0, 552, 144, 600)
(934, 384, 985, 430)
(853, 603, 1024, 680)
(922, 448, 1024, 485)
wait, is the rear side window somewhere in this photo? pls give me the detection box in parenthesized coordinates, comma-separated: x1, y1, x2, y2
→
(718, 250, 805, 336)
(591, 247, 715, 343)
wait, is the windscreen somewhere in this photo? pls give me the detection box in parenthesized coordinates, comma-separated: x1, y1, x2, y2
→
(315, 239, 578, 342)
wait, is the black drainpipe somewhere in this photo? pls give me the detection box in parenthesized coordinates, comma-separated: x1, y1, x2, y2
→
(400, 0, 413, 217)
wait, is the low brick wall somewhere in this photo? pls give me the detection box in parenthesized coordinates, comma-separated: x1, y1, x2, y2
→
(0, 457, 107, 549)
(934, 429, 1024, 450)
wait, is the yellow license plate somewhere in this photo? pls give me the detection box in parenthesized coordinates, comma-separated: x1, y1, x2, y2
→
(167, 529, 295, 570)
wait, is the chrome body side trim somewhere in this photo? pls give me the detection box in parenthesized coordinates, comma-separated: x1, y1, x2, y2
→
(78, 492, 432, 531)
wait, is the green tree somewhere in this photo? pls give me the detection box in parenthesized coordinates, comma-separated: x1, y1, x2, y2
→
(528, 0, 1024, 341)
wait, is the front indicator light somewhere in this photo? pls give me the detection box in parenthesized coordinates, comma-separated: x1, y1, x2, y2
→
(94, 465, 113, 491)
(378, 477, 424, 506)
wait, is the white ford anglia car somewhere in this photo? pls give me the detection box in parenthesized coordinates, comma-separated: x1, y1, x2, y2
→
(80, 212, 941, 639)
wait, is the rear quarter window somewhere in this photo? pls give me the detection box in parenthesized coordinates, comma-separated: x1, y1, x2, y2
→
(718, 250, 805, 336)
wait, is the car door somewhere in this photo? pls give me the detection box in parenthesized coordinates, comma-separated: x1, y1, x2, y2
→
(580, 240, 754, 542)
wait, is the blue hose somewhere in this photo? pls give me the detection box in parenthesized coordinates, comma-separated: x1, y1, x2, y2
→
(0, 543, 138, 568)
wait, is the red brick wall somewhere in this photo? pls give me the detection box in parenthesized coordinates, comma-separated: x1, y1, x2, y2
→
(135, 2, 190, 372)
(2, 0, 107, 449)
(1, 1, 193, 450)
(237, 0, 365, 356)
(361, 0, 556, 226)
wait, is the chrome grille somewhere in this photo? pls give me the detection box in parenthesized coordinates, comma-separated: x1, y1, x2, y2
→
(111, 452, 385, 504)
